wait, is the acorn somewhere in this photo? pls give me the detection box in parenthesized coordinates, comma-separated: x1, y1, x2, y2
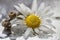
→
(8, 12, 16, 20)
(2, 19, 11, 36)
(2, 19, 11, 28)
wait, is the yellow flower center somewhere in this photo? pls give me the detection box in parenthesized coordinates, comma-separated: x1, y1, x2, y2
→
(25, 14, 41, 29)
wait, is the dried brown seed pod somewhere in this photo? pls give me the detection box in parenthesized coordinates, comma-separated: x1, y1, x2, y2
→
(2, 19, 11, 28)
(8, 12, 16, 20)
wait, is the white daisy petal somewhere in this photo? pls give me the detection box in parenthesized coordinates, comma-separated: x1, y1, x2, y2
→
(36, 10, 43, 17)
(46, 23, 56, 29)
(14, 5, 21, 12)
(18, 3, 32, 15)
(42, 10, 54, 18)
(38, 6, 51, 17)
(46, 10, 54, 16)
(23, 28, 32, 39)
(38, 2, 45, 11)
(42, 18, 52, 24)
(17, 15, 25, 20)
(29, 32, 35, 37)
(42, 13, 54, 19)
(38, 27, 53, 38)
(42, 18, 56, 29)
(38, 28, 48, 34)
(11, 18, 24, 25)
(43, 6, 51, 14)
(43, 25, 55, 33)
(34, 28, 40, 34)
(14, 5, 26, 16)
(38, 32, 53, 38)
(31, 0, 37, 12)
(39, 25, 49, 31)
(38, 29, 53, 38)
(39, 25, 55, 34)
(36, 2, 45, 17)
(44, 22, 56, 29)
(24, 29, 34, 37)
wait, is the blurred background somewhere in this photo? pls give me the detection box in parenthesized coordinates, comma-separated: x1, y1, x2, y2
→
(0, 0, 60, 40)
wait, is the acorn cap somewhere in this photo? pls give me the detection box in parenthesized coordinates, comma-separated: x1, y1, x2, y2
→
(2, 19, 11, 28)
(8, 12, 16, 19)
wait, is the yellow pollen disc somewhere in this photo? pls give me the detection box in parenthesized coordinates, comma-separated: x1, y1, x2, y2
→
(25, 14, 41, 29)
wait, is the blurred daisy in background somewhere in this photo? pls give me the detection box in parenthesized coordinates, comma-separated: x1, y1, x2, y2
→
(14, 0, 56, 40)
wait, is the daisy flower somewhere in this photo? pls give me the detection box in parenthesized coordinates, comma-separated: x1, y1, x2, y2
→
(14, 0, 56, 39)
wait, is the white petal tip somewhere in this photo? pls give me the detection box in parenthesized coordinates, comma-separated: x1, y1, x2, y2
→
(32, 0, 37, 12)
(38, 2, 45, 10)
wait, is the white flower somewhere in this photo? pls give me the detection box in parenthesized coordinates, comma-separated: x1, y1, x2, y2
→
(10, 19, 27, 40)
(14, 0, 56, 39)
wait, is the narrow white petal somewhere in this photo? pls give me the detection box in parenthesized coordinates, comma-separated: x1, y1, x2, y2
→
(11, 18, 26, 28)
(17, 15, 25, 19)
(43, 6, 51, 14)
(39, 6, 51, 18)
(34, 28, 40, 34)
(38, 2, 45, 11)
(37, 3, 45, 17)
(36, 9, 43, 17)
(39, 25, 49, 31)
(42, 11, 54, 21)
(38, 28, 48, 34)
(42, 11, 54, 18)
(23, 28, 32, 39)
(46, 13, 54, 17)
(18, 3, 32, 14)
(38, 27, 52, 38)
(14, 5, 21, 12)
(47, 23, 56, 29)
(40, 25, 56, 33)
(31, 0, 37, 12)
(14, 5, 26, 16)
(42, 19, 56, 29)
(42, 18, 52, 23)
